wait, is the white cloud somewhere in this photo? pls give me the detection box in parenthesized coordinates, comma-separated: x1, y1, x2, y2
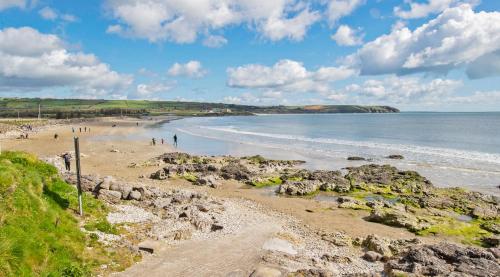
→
(466, 50, 500, 79)
(0, 0, 33, 11)
(394, 0, 479, 19)
(132, 82, 174, 99)
(347, 4, 500, 77)
(331, 25, 363, 46)
(104, 0, 363, 43)
(227, 59, 355, 95)
(167, 60, 207, 78)
(448, 90, 500, 105)
(334, 76, 463, 105)
(0, 27, 132, 97)
(324, 0, 365, 24)
(38, 6, 78, 22)
(39, 6, 57, 20)
(202, 35, 227, 48)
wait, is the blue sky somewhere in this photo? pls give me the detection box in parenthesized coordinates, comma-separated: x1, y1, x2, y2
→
(0, 0, 500, 111)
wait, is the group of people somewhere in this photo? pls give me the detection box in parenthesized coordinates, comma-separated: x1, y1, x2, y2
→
(152, 134, 178, 147)
(72, 126, 90, 133)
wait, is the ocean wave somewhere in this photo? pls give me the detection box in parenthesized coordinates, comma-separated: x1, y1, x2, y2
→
(198, 126, 500, 165)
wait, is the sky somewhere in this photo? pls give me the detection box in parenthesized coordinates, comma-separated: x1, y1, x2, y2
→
(0, 0, 500, 111)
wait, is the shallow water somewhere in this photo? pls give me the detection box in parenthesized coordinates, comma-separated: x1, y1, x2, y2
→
(102, 113, 500, 196)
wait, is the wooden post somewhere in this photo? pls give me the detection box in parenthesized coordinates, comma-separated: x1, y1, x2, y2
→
(74, 137, 83, 216)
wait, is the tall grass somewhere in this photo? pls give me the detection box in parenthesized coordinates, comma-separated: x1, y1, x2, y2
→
(0, 152, 135, 276)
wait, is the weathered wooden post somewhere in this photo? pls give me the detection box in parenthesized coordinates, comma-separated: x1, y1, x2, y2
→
(74, 137, 83, 216)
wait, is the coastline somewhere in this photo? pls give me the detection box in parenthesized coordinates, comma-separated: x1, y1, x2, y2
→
(1, 117, 499, 276)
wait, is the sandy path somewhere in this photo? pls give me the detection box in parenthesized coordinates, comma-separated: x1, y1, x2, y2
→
(116, 224, 280, 277)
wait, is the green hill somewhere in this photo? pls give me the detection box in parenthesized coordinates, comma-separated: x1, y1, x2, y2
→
(0, 98, 399, 118)
(0, 152, 134, 276)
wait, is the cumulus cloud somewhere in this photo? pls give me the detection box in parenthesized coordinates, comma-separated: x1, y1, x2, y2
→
(341, 76, 462, 104)
(331, 25, 363, 46)
(394, 0, 479, 19)
(130, 82, 174, 99)
(0, 0, 34, 11)
(202, 35, 228, 48)
(167, 60, 207, 78)
(466, 50, 500, 79)
(324, 0, 365, 24)
(227, 59, 355, 95)
(104, 0, 364, 43)
(0, 27, 132, 97)
(347, 4, 500, 77)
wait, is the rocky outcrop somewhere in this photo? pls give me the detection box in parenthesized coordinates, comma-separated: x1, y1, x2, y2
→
(385, 243, 500, 276)
(367, 208, 431, 232)
(277, 180, 321, 196)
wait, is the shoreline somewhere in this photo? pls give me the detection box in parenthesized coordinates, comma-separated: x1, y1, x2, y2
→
(1, 117, 499, 276)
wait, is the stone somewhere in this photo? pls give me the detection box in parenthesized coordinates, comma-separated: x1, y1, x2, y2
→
(138, 240, 160, 254)
(99, 176, 114, 190)
(481, 221, 500, 234)
(386, 155, 404, 160)
(173, 229, 192, 240)
(277, 180, 320, 196)
(385, 243, 500, 277)
(129, 190, 142, 201)
(363, 251, 383, 262)
(321, 232, 352, 246)
(97, 189, 122, 204)
(196, 175, 221, 188)
(347, 156, 366, 161)
(250, 266, 282, 277)
(482, 235, 500, 247)
(321, 254, 352, 263)
(362, 235, 392, 257)
(220, 162, 252, 180)
(110, 182, 133, 200)
(367, 208, 430, 232)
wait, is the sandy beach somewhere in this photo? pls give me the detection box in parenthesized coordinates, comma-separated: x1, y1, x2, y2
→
(2, 117, 498, 276)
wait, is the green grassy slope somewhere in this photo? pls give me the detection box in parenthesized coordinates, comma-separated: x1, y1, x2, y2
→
(0, 98, 399, 118)
(0, 152, 133, 276)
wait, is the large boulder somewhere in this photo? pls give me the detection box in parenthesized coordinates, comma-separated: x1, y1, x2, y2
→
(195, 175, 221, 189)
(367, 208, 431, 232)
(385, 243, 500, 276)
(97, 189, 122, 204)
(110, 182, 133, 200)
(277, 180, 321, 196)
(362, 235, 392, 257)
(310, 170, 350, 192)
(220, 162, 252, 180)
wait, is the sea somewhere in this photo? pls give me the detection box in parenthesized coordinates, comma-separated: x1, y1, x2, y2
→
(139, 112, 500, 196)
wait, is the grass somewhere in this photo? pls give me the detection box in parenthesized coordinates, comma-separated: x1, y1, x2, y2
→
(250, 176, 283, 188)
(416, 218, 491, 246)
(0, 151, 136, 276)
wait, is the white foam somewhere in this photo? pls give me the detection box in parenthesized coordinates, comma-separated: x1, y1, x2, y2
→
(199, 126, 500, 165)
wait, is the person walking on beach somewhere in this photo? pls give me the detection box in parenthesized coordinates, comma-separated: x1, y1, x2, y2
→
(54, 133, 59, 140)
(72, 127, 75, 133)
(161, 138, 164, 145)
(79, 127, 82, 133)
(173, 134, 178, 147)
(62, 153, 71, 171)
(84, 127, 87, 132)
(152, 138, 156, 146)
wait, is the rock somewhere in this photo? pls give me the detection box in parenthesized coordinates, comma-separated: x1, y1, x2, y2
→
(110, 183, 133, 200)
(337, 196, 365, 209)
(220, 162, 252, 180)
(482, 235, 500, 247)
(311, 170, 350, 192)
(195, 175, 221, 188)
(138, 240, 160, 254)
(321, 254, 352, 263)
(321, 232, 352, 246)
(472, 205, 499, 219)
(362, 235, 392, 257)
(173, 229, 192, 240)
(347, 156, 366, 161)
(129, 190, 142, 201)
(367, 208, 430, 232)
(363, 251, 383, 262)
(488, 248, 500, 259)
(110, 149, 120, 153)
(211, 224, 223, 231)
(333, 181, 351, 193)
(99, 176, 114, 190)
(290, 269, 333, 277)
(346, 164, 432, 194)
(386, 155, 404, 160)
(385, 243, 500, 277)
(97, 189, 122, 204)
(250, 266, 282, 277)
(277, 180, 320, 196)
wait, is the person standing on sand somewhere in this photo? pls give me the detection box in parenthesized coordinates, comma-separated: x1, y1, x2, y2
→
(161, 138, 164, 145)
(152, 138, 156, 146)
(79, 127, 82, 133)
(62, 153, 71, 171)
(72, 127, 75, 133)
(54, 133, 58, 140)
(84, 127, 87, 132)
(173, 134, 178, 147)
